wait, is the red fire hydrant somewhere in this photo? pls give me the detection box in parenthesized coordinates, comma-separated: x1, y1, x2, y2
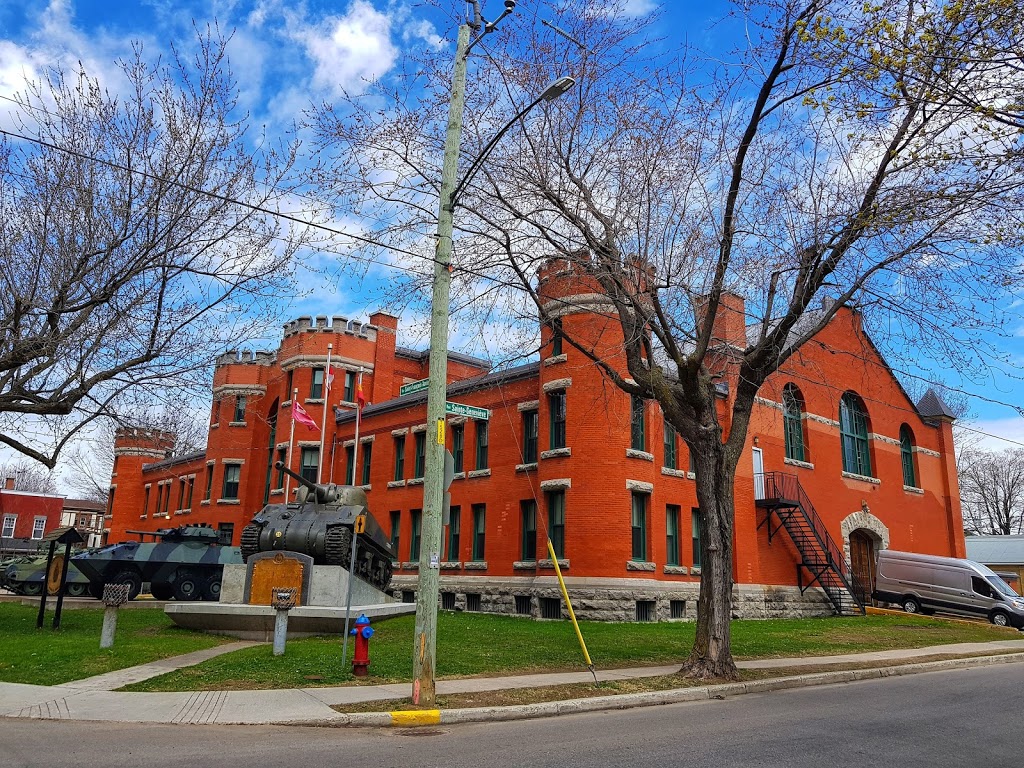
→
(350, 614, 374, 677)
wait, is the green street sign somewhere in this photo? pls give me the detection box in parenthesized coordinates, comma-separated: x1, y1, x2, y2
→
(399, 378, 429, 396)
(445, 401, 490, 420)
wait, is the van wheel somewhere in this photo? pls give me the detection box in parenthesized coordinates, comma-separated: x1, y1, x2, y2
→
(990, 610, 1010, 627)
(902, 597, 922, 614)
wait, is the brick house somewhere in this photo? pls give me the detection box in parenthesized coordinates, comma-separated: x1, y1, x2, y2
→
(0, 478, 103, 555)
(106, 262, 964, 620)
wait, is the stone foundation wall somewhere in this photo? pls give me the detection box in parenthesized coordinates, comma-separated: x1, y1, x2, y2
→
(389, 576, 836, 622)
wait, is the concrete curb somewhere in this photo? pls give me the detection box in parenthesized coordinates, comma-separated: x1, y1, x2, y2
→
(341, 652, 1024, 728)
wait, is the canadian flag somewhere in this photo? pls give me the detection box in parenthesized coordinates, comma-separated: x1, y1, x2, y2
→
(325, 366, 335, 390)
(292, 401, 319, 431)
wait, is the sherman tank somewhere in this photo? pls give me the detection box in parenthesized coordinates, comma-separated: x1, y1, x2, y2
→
(1, 553, 91, 597)
(240, 462, 395, 591)
(72, 525, 243, 601)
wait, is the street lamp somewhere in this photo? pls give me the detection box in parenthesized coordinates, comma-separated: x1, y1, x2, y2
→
(412, 8, 576, 708)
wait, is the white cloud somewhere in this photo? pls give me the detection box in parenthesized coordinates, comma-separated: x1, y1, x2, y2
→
(297, 0, 397, 98)
(961, 417, 1024, 452)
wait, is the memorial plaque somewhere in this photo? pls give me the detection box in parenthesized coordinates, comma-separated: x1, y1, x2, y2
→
(247, 552, 308, 606)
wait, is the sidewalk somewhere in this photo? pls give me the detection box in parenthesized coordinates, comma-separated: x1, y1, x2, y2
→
(3, 639, 1024, 727)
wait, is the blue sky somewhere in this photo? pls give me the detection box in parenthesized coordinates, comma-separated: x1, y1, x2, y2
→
(2, 0, 1024, 487)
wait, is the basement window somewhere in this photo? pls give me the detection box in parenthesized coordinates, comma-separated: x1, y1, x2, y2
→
(636, 600, 656, 622)
(540, 597, 561, 619)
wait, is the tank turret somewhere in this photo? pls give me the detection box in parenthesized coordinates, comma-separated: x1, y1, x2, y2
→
(240, 462, 395, 591)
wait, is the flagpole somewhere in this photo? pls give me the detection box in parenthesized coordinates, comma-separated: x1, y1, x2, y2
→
(350, 368, 364, 486)
(284, 387, 298, 501)
(317, 344, 333, 483)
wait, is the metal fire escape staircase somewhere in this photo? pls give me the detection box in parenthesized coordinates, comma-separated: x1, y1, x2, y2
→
(755, 472, 865, 616)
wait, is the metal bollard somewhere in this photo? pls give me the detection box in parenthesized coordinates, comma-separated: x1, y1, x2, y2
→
(271, 588, 297, 656)
(100, 583, 131, 649)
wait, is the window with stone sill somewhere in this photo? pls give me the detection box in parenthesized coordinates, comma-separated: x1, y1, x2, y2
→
(547, 490, 565, 558)
(521, 499, 537, 560)
(222, 464, 241, 500)
(549, 390, 566, 450)
(310, 368, 325, 400)
(452, 424, 464, 473)
(631, 396, 646, 452)
(522, 409, 539, 463)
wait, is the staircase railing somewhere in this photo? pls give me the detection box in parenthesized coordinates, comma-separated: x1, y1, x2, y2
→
(759, 471, 866, 612)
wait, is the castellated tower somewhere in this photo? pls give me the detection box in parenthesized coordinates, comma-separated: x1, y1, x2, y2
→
(533, 254, 664, 572)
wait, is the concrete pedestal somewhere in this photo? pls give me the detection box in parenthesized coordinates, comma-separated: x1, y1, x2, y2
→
(166, 563, 413, 640)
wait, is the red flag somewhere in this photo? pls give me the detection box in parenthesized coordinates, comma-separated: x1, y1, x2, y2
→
(325, 366, 335, 389)
(292, 401, 320, 431)
(356, 378, 366, 410)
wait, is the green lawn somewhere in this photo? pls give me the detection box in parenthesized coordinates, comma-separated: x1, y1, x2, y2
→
(1, 602, 1014, 691)
(0, 603, 227, 686)
(121, 611, 1016, 692)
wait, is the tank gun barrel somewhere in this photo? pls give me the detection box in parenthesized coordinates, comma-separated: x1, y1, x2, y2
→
(274, 461, 333, 503)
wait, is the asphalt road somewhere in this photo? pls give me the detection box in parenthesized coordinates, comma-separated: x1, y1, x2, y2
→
(1, 664, 1020, 768)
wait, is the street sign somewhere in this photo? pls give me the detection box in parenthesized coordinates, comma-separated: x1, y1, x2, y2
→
(400, 378, 429, 396)
(445, 401, 490, 420)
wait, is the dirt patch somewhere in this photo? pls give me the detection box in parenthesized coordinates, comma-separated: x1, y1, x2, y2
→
(330, 651, 1023, 714)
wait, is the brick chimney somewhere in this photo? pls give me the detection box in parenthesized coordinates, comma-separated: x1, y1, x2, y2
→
(696, 291, 747, 350)
(3, 477, 13, 491)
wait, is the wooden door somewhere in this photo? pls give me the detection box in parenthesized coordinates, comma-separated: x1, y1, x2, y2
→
(850, 531, 876, 605)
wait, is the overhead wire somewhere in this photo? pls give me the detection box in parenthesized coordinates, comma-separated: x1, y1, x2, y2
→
(3, 96, 1024, 438)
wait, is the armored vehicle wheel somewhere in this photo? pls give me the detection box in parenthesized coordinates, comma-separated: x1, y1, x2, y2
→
(325, 526, 353, 567)
(201, 574, 222, 601)
(174, 571, 202, 601)
(110, 569, 142, 600)
(88, 581, 104, 599)
(65, 582, 88, 597)
(240, 523, 261, 562)
(21, 581, 43, 596)
(150, 583, 174, 601)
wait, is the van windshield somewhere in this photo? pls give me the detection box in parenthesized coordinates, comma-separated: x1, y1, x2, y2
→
(974, 562, 1020, 597)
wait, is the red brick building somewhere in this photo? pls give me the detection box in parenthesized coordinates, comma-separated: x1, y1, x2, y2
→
(106, 262, 965, 620)
(0, 478, 103, 555)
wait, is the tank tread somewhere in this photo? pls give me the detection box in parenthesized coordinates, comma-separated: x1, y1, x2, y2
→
(240, 523, 261, 562)
(325, 526, 352, 567)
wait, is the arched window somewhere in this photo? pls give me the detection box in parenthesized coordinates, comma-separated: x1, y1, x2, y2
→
(900, 424, 917, 487)
(782, 384, 806, 462)
(839, 392, 872, 476)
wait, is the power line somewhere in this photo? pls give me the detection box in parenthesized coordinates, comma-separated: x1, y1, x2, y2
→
(5, 108, 1024, 440)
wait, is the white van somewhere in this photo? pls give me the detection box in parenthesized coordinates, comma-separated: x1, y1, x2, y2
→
(873, 550, 1024, 628)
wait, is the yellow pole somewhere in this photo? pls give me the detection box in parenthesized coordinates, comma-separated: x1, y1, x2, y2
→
(547, 538, 595, 677)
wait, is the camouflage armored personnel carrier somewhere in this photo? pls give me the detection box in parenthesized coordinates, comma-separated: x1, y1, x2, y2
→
(1, 553, 91, 597)
(240, 462, 395, 591)
(72, 525, 243, 601)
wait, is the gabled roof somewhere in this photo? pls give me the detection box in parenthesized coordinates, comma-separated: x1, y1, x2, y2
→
(965, 535, 1024, 565)
(336, 362, 539, 424)
(142, 450, 206, 473)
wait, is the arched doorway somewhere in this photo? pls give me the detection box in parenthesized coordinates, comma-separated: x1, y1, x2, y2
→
(849, 530, 877, 606)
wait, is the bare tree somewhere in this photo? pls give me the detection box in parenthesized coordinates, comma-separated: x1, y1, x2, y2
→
(0, 29, 307, 469)
(311, 0, 1024, 678)
(0, 458, 57, 494)
(64, 390, 209, 502)
(959, 449, 1024, 536)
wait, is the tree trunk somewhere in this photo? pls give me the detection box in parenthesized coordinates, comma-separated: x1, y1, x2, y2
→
(679, 429, 740, 681)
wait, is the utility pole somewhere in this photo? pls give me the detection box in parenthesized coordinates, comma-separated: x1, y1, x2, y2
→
(412, 19, 471, 709)
(411, 1, 572, 708)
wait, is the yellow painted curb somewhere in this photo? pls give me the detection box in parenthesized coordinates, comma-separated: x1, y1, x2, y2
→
(390, 709, 441, 726)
